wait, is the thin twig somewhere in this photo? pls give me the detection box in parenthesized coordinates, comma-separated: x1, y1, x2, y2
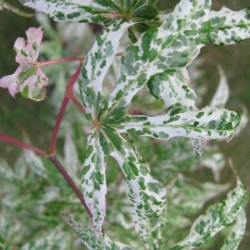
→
(0, 134, 47, 156)
(50, 63, 84, 154)
(50, 96, 70, 154)
(38, 57, 84, 67)
(47, 155, 91, 216)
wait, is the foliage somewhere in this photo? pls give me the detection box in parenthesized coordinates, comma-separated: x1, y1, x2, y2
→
(0, 0, 250, 249)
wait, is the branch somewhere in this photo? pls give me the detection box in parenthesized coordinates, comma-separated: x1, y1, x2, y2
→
(47, 155, 91, 216)
(50, 63, 84, 154)
(0, 134, 47, 156)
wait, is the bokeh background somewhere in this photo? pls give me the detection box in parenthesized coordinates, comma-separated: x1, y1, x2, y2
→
(0, 0, 249, 249)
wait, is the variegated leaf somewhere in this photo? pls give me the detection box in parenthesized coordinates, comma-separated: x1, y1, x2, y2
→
(168, 177, 229, 215)
(210, 66, 229, 108)
(202, 152, 225, 182)
(81, 131, 107, 236)
(147, 69, 197, 111)
(101, 126, 167, 249)
(104, 0, 211, 122)
(221, 209, 247, 250)
(115, 107, 240, 141)
(19, 0, 158, 24)
(209, 7, 250, 45)
(0, 1, 33, 17)
(67, 216, 132, 250)
(169, 176, 248, 250)
(20, 227, 70, 250)
(147, 68, 201, 156)
(78, 22, 131, 119)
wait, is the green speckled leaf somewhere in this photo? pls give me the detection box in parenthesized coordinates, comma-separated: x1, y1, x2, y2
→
(209, 7, 250, 45)
(67, 217, 131, 250)
(169, 176, 248, 250)
(81, 131, 107, 236)
(104, 0, 211, 122)
(168, 177, 229, 216)
(221, 209, 247, 250)
(102, 127, 167, 249)
(116, 107, 240, 141)
(79, 22, 130, 119)
(19, 0, 158, 24)
(20, 227, 70, 250)
(147, 69, 197, 111)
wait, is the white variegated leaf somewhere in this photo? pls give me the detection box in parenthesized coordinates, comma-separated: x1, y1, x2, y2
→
(210, 66, 229, 108)
(221, 209, 247, 250)
(67, 217, 132, 250)
(169, 176, 247, 250)
(116, 107, 240, 141)
(81, 131, 107, 236)
(20, 227, 70, 250)
(147, 68, 202, 156)
(209, 7, 250, 45)
(19, 0, 158, 24)
(78, 22, 131, 118)
(190, 138, 202, 156)
(169, 177, 229, 215)
(101, 126, 167, 249)
(147, 70, 197, 111)
(202, 152, 225, 182)
(235, 107, 248, 136)
(104, 0, 211, 122)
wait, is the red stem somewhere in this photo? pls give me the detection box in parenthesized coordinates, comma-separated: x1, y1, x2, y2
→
(38, 57, 84, 67)
(50, 63, 84, 154)
(0, 134, 47, 156)
(48, 155, 91, 216)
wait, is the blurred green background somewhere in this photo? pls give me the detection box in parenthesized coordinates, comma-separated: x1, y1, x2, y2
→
(0, 0, 249, 249)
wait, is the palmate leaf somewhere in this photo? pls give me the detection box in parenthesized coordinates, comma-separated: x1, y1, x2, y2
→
(209, 7, 250, 45)
(104, 0, 211, 122)
(169, 176, 248, 250)
(79, 21, 131, 118)
(101, 126, 167, 249)
(115, 107, 240, 141)
(221, 209, 247, 250)
(81, 131, 107, 236)
(67, 217, 131, 250)
(19, 0, 158, 24)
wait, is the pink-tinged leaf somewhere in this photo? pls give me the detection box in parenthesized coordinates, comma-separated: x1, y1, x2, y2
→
(0, 27, 48, 101)
(0, 68, 21, 97)
(19, 67, 48, 101)
(15, 27, 43, 65)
